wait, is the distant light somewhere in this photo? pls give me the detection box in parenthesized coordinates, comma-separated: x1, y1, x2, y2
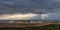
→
(9, 21, 14, 22)
(41, 14, 48, 20)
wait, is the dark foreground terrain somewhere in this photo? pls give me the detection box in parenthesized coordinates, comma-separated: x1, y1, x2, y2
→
(0, 24, 60, 30)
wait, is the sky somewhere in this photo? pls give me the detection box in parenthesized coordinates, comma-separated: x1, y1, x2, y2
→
(0, 0, 60, 20)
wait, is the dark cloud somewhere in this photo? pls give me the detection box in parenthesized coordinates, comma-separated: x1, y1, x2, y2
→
(0, 0, 60, 14)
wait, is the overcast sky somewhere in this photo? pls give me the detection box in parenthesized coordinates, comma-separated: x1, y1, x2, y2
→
(0, 0, 60, 20)
(0, 0, 60, 14)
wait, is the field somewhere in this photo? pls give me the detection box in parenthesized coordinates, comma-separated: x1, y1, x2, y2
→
(0, 24, 60, 30)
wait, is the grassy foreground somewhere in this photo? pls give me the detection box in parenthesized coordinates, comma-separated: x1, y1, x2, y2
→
(0, 24, 60, 30)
